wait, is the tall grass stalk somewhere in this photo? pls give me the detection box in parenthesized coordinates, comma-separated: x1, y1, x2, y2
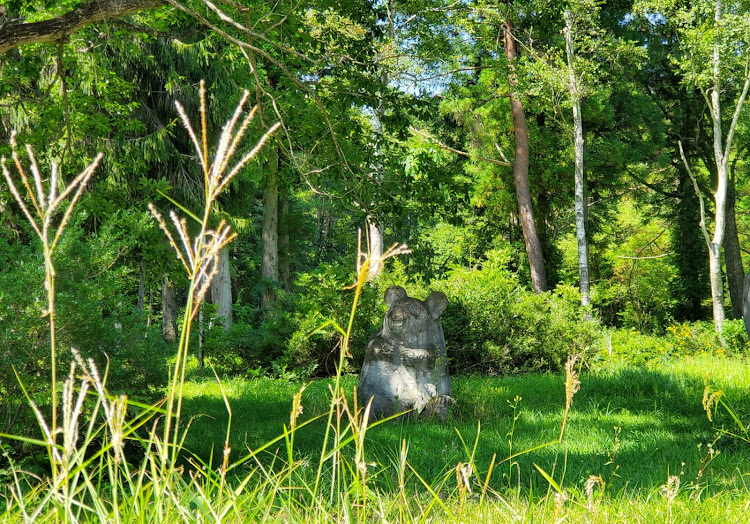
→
(1, 136, 101, 490)
(151, 82, 279, 470)
(309, 234, 410, 519)
(559, 354, 581, 442)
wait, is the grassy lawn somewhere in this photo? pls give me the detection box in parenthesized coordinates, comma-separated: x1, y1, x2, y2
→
(178, 354, 750, 520)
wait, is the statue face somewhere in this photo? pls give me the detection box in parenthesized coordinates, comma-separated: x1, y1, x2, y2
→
(381, 286, 448, 345)
(383, 297, 431, 342)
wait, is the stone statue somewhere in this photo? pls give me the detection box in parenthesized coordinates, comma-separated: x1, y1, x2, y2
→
(358, 286, 454, 421)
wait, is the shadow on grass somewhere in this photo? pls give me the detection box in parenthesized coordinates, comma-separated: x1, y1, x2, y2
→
(178, 362, 750, 496)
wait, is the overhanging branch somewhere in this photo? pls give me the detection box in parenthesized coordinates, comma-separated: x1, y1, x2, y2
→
(410, 127, 513, 168)
(678, 140, 712, 249)
(0, 0, 167, 55)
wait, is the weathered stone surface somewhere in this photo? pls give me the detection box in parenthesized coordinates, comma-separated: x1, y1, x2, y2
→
(358, 286, 453, 421)
(419, 394, 455, 420)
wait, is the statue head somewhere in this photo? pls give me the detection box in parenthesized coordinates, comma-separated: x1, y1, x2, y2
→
(381, 286, 448, 346)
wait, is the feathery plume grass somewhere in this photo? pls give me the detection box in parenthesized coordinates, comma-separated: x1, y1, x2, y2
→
(1, 134, 101, 480)
(559, 354, 581, 442)
(148, 80, 279, 468)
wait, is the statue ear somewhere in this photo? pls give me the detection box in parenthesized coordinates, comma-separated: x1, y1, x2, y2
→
(425, 291, 448, 319)
(384, 286, 408, 307)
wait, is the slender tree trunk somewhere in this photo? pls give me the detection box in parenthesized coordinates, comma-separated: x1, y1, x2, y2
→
(564, 10, 590, 307)
(262, 148, 279, 308)
(210, 246, 233, 330)
(364, 34, 389, 283)
(706, 0, 728, 331)
(366, 217, 384, 281)
(147, 286, 153, 327)
(708, 243, 725, 327)
(725, 176, 744, 319)
(502, 20, 547, 293)
(742, 273, 750, 337)
(161, 276, 177, 342)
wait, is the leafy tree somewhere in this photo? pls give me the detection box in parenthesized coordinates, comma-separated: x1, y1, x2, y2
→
(638, 0, 750, 331)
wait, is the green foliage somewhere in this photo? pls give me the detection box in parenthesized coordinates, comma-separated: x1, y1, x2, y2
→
(258, 249, 600, 378)
(600, 329, 673, 366)
(431, 249, 600, 373)
(274, 262, 382, 376)
(719, 319, 749, 353)
(0, 210, 170, 434)
(598, 320, 748, 369)
(576, 199, 677, 333)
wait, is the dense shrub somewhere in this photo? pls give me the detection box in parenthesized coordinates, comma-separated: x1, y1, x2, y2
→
(284, 263, 382, 376)
(596, 319, 749, 369)
(432, 250, 600, 373)
(597, 329, 671, 367)
(271, 249, 601, 376)
(718, 319, 749, 353)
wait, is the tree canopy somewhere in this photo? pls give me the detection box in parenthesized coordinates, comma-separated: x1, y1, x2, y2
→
(2, 0, 750, 391)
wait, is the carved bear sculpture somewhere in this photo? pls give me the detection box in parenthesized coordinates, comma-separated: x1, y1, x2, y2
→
(358, 286, 453, 421)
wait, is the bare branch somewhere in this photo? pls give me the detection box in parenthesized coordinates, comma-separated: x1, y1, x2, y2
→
(678, 140, 712, 248)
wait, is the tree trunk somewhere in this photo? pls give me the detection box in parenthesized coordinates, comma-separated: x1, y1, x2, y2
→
(161, 276, 177, 342)
(262, 148, 279, 308)
(725, 176, 744, 319)
(742, 272, 750, 338)
(366, 217, 384, 281)
(502, 20, 547, 293)
(564, 10, 590, 307)
(147, 286, 153, 327)
(365, 36, 388, 283)
(706, 0, 728, 332)
(708, 243, 726, 328)
(210, 246, 233, 330)
(700, 0, 750, 331)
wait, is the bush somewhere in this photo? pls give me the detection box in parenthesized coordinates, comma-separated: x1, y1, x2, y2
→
(597, 329, 671, 367)
(719, 319, 749, 353)
(285, 263, 382, 376)
(254, 250, 601, 378)
(433, 250, 600, 374)
(596, 319, 748, 369)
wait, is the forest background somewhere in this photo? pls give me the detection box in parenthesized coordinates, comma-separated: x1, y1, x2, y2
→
(2, 0, 750, 433)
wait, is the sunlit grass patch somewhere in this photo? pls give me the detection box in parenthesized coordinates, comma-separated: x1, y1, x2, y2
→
(176, 353, 750, 507)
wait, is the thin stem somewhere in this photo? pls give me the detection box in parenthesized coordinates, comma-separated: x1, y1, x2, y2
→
(44, 242, 58, 481)
(312, 258, 369, 503)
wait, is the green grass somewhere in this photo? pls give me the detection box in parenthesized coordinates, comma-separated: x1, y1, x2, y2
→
(175, 353, 750, 521)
